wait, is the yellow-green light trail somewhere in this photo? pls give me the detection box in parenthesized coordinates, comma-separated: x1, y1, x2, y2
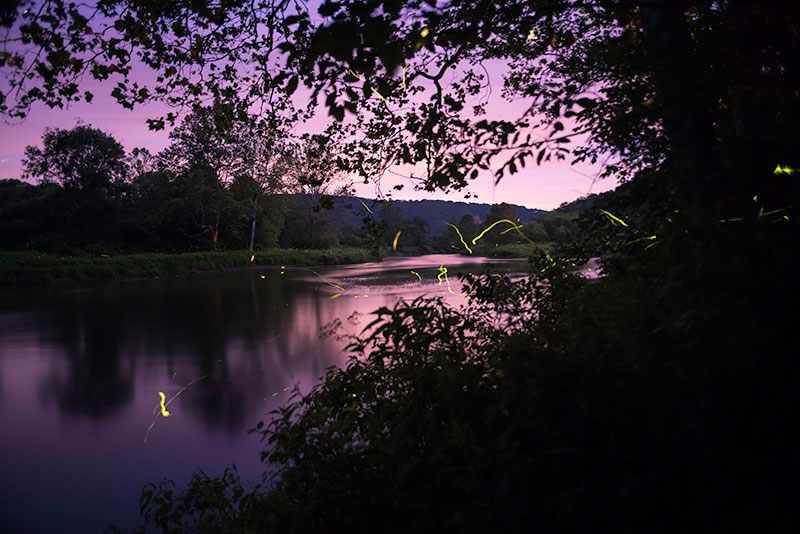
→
(444, 221, 472, 254)
(471, 219, 534, 246)
(599, 210, 628, 226)
(145, 366, 221, 443)
(158, 392, 170, 417)
(773, 165, 797, 175)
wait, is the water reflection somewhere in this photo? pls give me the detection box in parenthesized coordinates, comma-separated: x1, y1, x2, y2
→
(0, 254, 530, 533)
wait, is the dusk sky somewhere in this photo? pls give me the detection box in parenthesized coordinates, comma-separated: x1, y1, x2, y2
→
(0, 21, 617, 212)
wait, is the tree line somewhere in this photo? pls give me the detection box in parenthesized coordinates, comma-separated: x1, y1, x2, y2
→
(1, 117, 584, 256)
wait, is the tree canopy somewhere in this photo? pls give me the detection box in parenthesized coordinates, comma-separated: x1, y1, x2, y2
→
(22, 124, 128, 191)
(3, 1, 797, 216)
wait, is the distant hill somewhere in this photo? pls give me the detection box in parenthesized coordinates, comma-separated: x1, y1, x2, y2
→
(282, 194, 547, 234)
(551, 194, 600, 216)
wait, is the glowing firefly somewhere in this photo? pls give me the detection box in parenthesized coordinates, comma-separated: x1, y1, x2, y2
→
(145, 365, 222, 443)
(158, 392, 170, 417)
(420, 27, 429, 38)
(444, 221, 473, 254)
(599, 210, 629, 226)
(471, 219, 533, 246)
(774, 165, 797, 175)
(370, 87, 387, 102)
(349, 69, 386, 101)
(393, 230, 402, 251)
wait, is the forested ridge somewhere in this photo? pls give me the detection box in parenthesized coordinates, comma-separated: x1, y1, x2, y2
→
(0, 125, 572, 257)
(1, 0, 798, 532)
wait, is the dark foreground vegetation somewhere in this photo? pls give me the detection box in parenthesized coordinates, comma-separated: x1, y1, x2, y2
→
(111, 217, 798, 533)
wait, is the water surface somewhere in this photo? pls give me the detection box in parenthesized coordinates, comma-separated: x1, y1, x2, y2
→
(0, 254, 530, 533)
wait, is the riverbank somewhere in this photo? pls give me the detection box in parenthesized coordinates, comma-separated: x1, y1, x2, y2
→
(0, 247, 382, 287)
(465, 242, 558, 258)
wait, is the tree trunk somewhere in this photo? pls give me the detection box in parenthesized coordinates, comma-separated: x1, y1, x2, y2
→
(212, 214, 219, 250)
(248, 192, 258, 252)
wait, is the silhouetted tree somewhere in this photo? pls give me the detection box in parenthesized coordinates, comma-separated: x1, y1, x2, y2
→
(22, 124, 127, 194)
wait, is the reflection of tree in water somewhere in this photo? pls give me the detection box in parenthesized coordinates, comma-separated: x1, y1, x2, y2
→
(20, 270, 353, 431)
(178, 369, 248, 438)
(38, 298, 133, 418)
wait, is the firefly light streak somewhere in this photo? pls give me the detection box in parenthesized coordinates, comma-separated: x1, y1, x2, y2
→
(393, 230, 402, 251)
(349, 69, 387, 102)
(436, 264, 474, 296)
(471, 219, 534, 246)
(158, 392, 170, 417)
(773, 165, 797, 175)
(599, 210, 629, 227)
(144, 359, 224, 444)
(359, 199, 373, 214)
(444, 221, 473, 254)
(145, 334, 287, 444)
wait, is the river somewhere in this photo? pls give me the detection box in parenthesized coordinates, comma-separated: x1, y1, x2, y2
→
(0, 254, 541, 533)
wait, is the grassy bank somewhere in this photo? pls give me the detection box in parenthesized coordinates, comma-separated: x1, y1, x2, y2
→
(466, 242, 558, 258)
(0, 247, 381, 287)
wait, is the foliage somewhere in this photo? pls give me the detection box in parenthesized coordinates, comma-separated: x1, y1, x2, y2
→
(6, 0, 796, 211)
(22, 124, 128, 192)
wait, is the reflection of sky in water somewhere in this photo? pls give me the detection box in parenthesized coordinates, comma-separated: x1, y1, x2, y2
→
(0, 253, 596, 533)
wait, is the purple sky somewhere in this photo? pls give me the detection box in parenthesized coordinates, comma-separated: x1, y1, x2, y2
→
(0, 34, 617, 212)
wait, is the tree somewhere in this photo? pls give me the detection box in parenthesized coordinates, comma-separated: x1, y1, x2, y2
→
(156, 105, 288, 250)
(522, 220, 548, 242)
(278, 133, 352, 249)
(399, 215, 433, 255)
(5, 2, 797, 230)
(377, 201, 407, 247)
(483, 203, 522, 245)
(456, 213, 480, 244)
(22, 124, 127, 193)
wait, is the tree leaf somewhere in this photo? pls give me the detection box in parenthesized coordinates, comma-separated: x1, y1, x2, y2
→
(286, 75, 298, 96)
